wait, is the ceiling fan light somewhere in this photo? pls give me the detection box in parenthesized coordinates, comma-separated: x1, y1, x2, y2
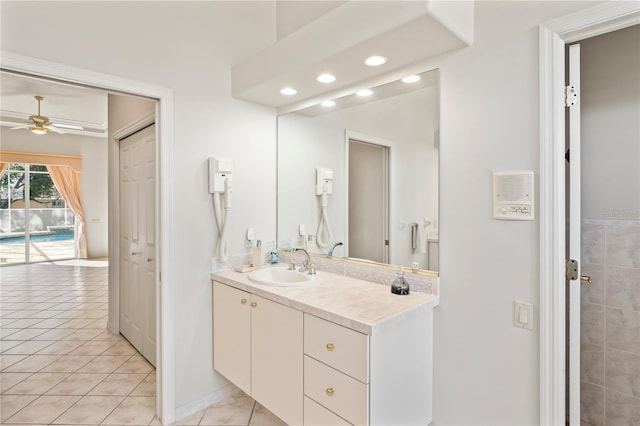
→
(29, 126, 48, 135)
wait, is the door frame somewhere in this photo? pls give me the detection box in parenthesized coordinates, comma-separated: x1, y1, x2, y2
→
(344, 130, 391, 263)
(538, 2, 639, 424)
(0, 52, 176, 424)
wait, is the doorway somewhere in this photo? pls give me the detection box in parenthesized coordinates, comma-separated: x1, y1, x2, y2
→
(539, 4, 640, 425)
(0, 52, 175, 423)
(347, 138, 389, 263)
(569, 25, 640, 426)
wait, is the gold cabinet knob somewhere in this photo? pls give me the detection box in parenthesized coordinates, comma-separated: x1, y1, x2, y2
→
(326, 343, 335, 352)
(240, 298, 247, 304)
(325, 387, 334, 397)
(251, 302, 257, 308)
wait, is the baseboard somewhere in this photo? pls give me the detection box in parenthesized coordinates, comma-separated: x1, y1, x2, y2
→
(174, 383, 240, 422)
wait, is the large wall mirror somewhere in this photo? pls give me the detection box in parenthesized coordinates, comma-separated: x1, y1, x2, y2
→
(277, 69, 439, 273)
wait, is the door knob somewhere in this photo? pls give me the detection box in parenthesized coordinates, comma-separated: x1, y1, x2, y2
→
(146, 257, 153, 262)
(131, 251, 141, 256)
(580, 275, 592, 284)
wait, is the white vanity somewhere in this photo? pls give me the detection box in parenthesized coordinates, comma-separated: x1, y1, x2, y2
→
(211, 266, 438, 425)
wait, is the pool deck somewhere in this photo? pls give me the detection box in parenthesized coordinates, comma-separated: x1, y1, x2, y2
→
(0, 240, 75, 264)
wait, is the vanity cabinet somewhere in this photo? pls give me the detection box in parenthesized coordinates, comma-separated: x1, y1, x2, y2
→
(212, 281, 303, 425)
(212, 271, 436, 426)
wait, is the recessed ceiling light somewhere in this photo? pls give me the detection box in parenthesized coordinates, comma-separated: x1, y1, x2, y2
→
(401, 75, 421, 83)
(321, 100, 336, 107)
(364, 56, 387, 66)
(280, 87, 297, 96)
(317, 73, 336, 83)
(356, 89, 373, 97)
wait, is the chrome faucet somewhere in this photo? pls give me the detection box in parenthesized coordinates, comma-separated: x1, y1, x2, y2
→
(328, 242, 343, 257)
(293, 248, 311, 273)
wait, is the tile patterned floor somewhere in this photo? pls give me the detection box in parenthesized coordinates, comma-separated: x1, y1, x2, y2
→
(0, 261, 286, 426)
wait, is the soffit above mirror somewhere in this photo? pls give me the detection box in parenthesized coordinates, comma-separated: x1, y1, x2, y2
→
(231, 0, 474, 113)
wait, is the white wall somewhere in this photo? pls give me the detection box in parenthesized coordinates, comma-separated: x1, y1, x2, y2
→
(278, 86, 439, 269)
(0, 1, 608, 423)
(581, 24, 640, 220)
(0, 127, 109, 257)
(1, 1, 276, 410)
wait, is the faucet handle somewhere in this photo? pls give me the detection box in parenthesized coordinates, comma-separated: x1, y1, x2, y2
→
(287, 260, 296, 271)
(308, 263, 317, 275)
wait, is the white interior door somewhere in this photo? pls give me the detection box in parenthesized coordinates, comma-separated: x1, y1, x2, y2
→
(567, 43, 581, 426)
(348, 139, 389, 263)
(119, 124, 157, 366)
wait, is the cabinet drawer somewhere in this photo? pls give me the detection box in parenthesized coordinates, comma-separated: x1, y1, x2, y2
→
(304, 314, 368, 383)
(304, 356, 368, 426)
(304, 396, 352, 426)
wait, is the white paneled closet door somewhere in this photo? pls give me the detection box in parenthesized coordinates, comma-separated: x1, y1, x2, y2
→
(119, 124, 157, 366)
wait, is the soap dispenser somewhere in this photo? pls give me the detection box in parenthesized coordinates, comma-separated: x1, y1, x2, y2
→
(268, 241, 279, 264)
(391, 266, 410, 295)
(252, 240, 265, 267)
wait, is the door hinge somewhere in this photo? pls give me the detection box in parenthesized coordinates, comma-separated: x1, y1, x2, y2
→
(566, 259, 578, 281)
(565, 85, 578, 107)
(565, 149, 570, 163)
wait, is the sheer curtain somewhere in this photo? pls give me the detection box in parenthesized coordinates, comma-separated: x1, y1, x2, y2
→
(46, 165, 88, 258)
(0, 162, 7, 178)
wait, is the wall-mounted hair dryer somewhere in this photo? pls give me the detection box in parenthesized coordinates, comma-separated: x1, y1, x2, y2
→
(209, 157, 233, 261)
(315, 167, 333, 248)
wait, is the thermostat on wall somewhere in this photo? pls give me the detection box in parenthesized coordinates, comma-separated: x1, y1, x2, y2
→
(493, 171, 534, 220)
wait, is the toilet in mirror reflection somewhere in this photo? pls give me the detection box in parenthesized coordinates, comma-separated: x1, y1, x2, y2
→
(277, 69, 439, 273)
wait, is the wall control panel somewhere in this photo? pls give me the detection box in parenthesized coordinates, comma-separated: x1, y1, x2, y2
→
(493, 171, 534, 220)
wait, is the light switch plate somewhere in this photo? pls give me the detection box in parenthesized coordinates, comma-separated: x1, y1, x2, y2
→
(513, 300, 534, 330)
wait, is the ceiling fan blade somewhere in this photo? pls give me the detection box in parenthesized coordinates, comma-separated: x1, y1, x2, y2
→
(46, 125, 66, 134)
(10, 124, 30, 130)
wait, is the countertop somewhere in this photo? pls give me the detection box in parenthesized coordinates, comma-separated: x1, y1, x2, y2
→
(211, 265, 439, 335)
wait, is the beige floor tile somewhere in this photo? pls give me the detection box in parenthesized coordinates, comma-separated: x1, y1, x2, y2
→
(68, 340, 116, 356)
(131, 372, 156, 396)
(0, 328, 21, 338)
(115, 355, 154, 374)
(35, 340, 84, 355)
(0, 340, 23, 353)
(0, 394, 38, 422)
(3, 354, 60, 372)
(101, 395, 156, 425)
(0, 372, 32, 392)
(52, 395, 124, 425)
(200, 392, 255, 425)
(172, 407, 206, 425)
(2, 340, 55, 355)
(40, 355, 95, 373)
(150, 416, 162, 425)
(46, 373, 108, 396)
(30, 328, 77, 341)
(3, 372, 69, 395)
(90, 329, 124, 343)
(29, 317, 71, 329)
(101, 340, 137, 356)
(248, 402, 287, 426)
(63, 328, 103, 341)
(4, 395, 81, 424)
(1, 328, 48, 340)
(0, 354, 28, 370)
(77, 355, 131, 373)
(88, 373, 147, 396)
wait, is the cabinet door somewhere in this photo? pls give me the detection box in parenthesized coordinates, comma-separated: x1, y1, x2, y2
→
(251, 295, 303, 426)
(213, 281, 251, 394)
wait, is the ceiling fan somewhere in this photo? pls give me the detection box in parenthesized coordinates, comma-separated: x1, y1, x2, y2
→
(10, 95, 81, 135)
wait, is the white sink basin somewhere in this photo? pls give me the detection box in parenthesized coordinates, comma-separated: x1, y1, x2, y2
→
(248, 267, 317, 287)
